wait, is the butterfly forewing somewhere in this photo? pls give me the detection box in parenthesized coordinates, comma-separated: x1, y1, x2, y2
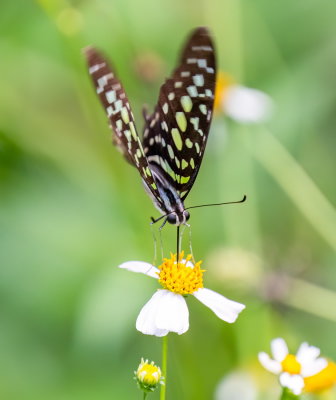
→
(142, 27, 216, 200)
(85, 47, 162, 203)
(85, 27, 216, 224)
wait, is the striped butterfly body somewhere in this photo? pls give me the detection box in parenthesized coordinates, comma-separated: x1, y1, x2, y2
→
(85, 27, 216, 226)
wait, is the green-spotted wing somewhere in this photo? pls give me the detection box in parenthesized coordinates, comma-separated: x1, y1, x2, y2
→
(85, 27, 216, 225)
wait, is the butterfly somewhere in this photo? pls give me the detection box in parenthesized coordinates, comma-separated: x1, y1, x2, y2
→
(85, 27, 216, 226)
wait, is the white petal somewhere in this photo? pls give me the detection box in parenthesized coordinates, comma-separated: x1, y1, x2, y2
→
(271, 338, 288, 362)
(301, 357, 328, 378)
(155, 291, 189, 335)
(136, 291, 169, 336)
(193, 288, 245, 323)
(118, 261, 159, 279)
(136, 290, 189, 336)
(296, 342, 327, 377)
(223, 85, 273, 123)
(184, 259, 194, 268)
(279, 372, 304, 395)
(136, 290, 169, 336)
(173, 258, 193, 268)
(296, 342, 320, 362)
(258, 352, 282, 374)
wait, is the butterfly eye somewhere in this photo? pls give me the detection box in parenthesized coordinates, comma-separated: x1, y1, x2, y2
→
(184, 210, 190, 221)
(167, 213, 178, 225)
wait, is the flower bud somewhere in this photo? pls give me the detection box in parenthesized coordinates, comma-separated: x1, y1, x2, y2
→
(135, 358, 163, 393)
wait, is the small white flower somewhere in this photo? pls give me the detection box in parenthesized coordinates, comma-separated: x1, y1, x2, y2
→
(223, 85, 273, 123)
(258, 338, 328, 395)
(119, 253, 245, 337)
(279, 372, 304, 396)
(215, 371, 258, 400)
(214, 72, 273, 123)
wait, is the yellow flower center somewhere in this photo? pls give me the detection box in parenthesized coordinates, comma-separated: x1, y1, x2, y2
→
(214, 71, 235, 113)
(281, 354, 301, 375)
(137, 359, 161, 386)
(158, 252, 205, 295)
(304, 361, 336, 393)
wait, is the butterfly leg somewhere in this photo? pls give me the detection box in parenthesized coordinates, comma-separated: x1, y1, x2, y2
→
(159, 227, 164, 259)
(150, 214, 166, 225)
(159, 218, 168, 230)
(187, 224, 195, 262)
(150, 223, 158, 266)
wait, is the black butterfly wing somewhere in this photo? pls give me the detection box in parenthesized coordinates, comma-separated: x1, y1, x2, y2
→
(142, 27, 216, 201)
(85, 47, 162, 205)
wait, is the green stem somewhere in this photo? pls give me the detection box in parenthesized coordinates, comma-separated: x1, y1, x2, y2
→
(280, 387, 300, 400)
(143, 392, 147, 400)
(160, 335, 168, 400)
(245, 127, 336, 251)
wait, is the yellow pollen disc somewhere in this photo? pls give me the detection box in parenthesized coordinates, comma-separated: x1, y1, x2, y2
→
(281, 354, 301, 375)
(158, 252, 205, 295)
(304, 361, 336, 393)
(214, 71, 235, 113)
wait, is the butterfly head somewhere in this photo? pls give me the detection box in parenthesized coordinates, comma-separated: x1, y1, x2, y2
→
(166, 210, 190, 225)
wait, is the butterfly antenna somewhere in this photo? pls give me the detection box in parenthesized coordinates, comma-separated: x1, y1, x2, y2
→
(150, 196, 246, 225)
(185, 195, 247, 211)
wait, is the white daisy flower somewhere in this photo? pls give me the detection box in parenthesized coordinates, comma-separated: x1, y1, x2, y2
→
(119, 252, 245, 337)
(214, 72, 273, 123)
(215, 371, 257, 400)
(258, 338, 328, 395)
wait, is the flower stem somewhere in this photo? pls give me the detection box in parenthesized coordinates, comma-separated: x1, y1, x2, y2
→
(280, 388, 300, 400)
(143, 392, 147, 400)
(160, 335, 168, 400)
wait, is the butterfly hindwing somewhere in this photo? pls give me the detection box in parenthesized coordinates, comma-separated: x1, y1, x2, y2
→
(142, 27, 216, 200)
(85, 47, 162, 204)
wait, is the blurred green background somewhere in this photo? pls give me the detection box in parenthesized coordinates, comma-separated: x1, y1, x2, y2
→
(1, 0, 335, 399)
